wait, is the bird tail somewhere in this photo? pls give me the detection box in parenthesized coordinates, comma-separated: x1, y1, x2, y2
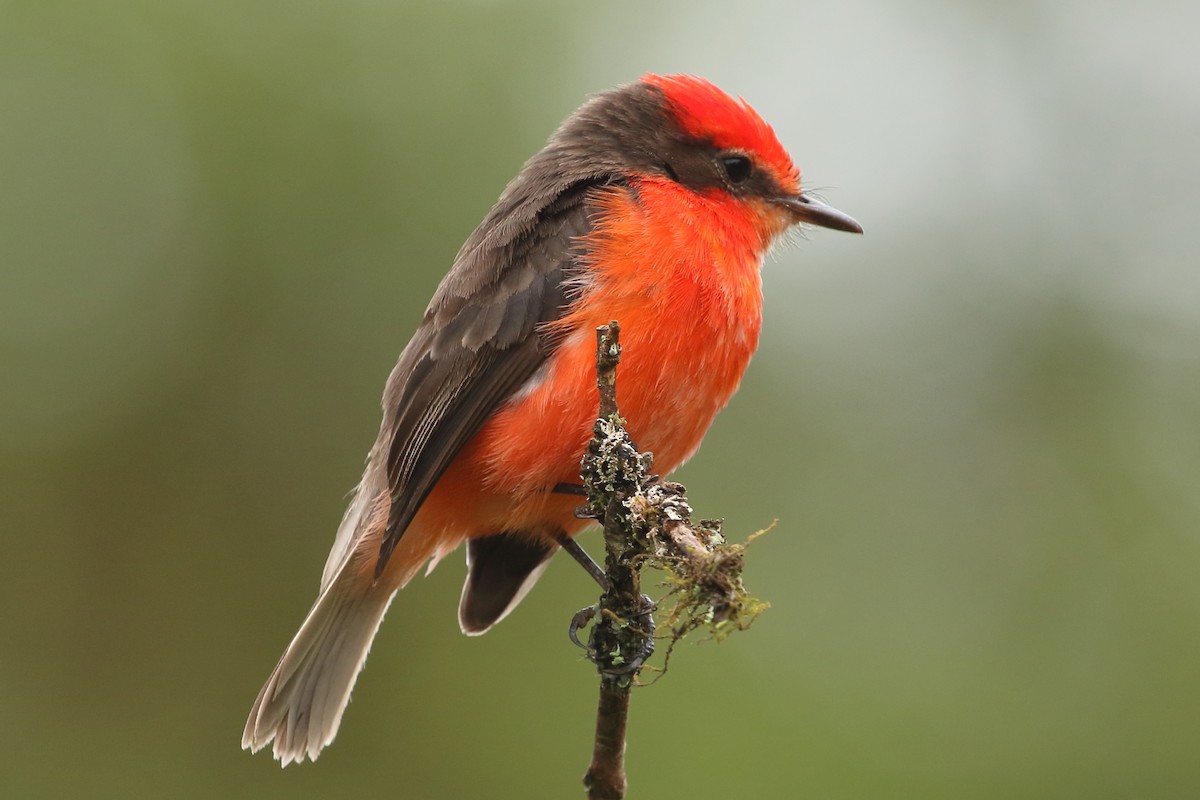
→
(241, 566, 396, 766)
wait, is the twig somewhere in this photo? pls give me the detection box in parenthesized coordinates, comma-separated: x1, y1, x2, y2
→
(575, 321, 767, 799)
(580, 321, 652, 800)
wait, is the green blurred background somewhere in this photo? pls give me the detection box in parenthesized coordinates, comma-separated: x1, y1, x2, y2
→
(3, 1, 1197, 798)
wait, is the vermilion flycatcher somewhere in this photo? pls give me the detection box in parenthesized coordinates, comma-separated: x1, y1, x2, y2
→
(242, 74, 861, 765)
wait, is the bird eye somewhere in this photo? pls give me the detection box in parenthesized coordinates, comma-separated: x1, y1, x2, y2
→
(719, 154, 752, 184)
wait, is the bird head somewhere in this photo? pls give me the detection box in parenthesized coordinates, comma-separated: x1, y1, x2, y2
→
(482, 74, 860, 254)
(641, 73, 862, 239)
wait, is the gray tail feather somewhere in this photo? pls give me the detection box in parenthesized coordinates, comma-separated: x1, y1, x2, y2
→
(242, 574, 396, 766)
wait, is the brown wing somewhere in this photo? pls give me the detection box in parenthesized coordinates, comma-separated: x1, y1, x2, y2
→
(373, 182, 602, 576)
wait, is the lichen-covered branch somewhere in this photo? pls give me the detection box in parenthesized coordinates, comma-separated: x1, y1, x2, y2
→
(576, 321, 767, 800)
(579, 321, 648, 800)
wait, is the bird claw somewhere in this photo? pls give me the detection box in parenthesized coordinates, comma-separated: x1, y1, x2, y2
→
(569, 605, 598, 651)
(600, 597, 656, 676)
(603, 640, 655, 676)
(573, 505, 600, 520)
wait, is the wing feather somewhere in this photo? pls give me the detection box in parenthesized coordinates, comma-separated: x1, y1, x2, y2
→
(372, 181, 603, 575)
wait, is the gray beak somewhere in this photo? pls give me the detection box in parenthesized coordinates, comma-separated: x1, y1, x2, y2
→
(775, 193, 863, 234)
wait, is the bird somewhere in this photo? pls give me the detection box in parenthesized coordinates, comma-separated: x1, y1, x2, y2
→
(242, 73, 862, 765)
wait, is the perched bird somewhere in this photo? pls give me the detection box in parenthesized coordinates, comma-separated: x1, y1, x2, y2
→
(242, 73, 861, 765)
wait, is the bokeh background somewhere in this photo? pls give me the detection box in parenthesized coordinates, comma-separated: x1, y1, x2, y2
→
(3, 1, 1198, 798)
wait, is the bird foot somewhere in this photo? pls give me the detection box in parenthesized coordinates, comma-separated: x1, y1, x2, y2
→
(567, 594, 657, 676)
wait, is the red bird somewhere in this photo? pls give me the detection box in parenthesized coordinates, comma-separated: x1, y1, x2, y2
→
(243, 74, 861, 765)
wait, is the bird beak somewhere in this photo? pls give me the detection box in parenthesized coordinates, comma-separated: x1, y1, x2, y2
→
(775, 193, 863, 234)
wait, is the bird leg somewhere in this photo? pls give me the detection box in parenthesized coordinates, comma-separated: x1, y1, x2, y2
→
(557, 533, 609, 590)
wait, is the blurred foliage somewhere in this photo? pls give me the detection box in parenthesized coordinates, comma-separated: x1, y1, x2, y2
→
(2, 1, 1198, 798)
